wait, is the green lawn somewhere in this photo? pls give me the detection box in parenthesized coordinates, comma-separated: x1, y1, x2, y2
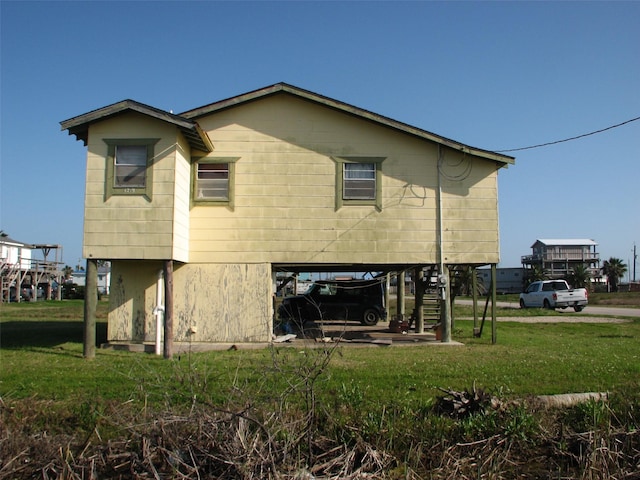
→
(2, 299, 639, 478)
(1, 300, 639, 407)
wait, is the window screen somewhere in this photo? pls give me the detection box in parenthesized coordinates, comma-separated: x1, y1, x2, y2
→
(196, 163, 229, 200)
(114, 145, 147, 187)
(343, 163, 375, 199)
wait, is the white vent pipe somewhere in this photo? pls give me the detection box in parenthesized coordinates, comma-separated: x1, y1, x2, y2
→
(153, 269, 165, 355)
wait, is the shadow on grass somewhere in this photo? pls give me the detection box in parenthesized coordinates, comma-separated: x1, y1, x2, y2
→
(0, 321, 108, 349)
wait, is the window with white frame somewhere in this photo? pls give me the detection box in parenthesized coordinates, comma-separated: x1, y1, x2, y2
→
(343, 162, 376, 200)
(332, 156, 385, 210)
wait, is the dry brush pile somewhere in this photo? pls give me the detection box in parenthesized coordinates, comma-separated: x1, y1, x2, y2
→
(1, 348, 639, 479)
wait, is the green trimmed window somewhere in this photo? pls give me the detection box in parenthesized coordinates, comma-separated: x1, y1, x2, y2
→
(333, 156, 385, 210)
(104, 138, 159, 200)
(343, 163, 376, 199)
(192, 157, 238, 207)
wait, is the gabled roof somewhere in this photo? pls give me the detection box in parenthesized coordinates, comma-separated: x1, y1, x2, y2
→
(180, 82, 515, 166)
(61, 83, 515, 166)
(532, 239, 598, 247)
(60, 99, 213, 152)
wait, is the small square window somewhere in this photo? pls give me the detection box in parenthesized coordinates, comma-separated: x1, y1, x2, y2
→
(192, 157, 238, 207)
(343, 163, 376, 200)
(197, 163, 229, 200)
(332, 156, 385, 211)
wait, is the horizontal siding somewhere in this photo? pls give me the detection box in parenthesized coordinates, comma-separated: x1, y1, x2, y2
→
(83, 95, 502, 265)
(83, 112, 180, 260)
(189, 95, 500, 265)
(85, 232, 172, 246)
(84, 219, 173, 235)
(172, 135, 190, 262)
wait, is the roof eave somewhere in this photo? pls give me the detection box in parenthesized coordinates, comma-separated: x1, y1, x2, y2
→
(60, 100, 213, 152)
(180, 82, 515, 166)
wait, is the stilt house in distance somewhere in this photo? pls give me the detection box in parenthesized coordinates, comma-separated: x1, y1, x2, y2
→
(61, 83, 514, 348)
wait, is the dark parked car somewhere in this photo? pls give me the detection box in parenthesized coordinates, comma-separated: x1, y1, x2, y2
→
(278, 279, 386, 326)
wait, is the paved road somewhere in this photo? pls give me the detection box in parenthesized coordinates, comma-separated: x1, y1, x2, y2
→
(455, 299, 640, 318)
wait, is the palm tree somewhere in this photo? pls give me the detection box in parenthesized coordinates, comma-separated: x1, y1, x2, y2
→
(602, 257, 627, 292)
(525, 265, 547, 285)
(62, 265, 74, 281)
(451, 266, 485, 296)
(567, 264, 591, 290)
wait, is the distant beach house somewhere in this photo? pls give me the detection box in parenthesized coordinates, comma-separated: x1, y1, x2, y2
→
(71, 266, 111, 295)
(1, 234, 32, 301)
(521, 239, 601, 280)
(1, 232, 63, 301)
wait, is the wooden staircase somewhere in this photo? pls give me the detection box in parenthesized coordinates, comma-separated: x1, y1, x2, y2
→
(421, 291, 441, 324)
(1, 260, 22, 301)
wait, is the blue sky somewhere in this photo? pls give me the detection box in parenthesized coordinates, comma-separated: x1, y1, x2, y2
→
(1, 1, 639, 277)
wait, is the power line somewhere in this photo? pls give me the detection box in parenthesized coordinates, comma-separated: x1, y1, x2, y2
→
(493, 116, 640, 153)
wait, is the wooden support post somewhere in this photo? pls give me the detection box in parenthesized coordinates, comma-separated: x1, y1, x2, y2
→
(491, 263, 497, 344)
(32, 262, 38, 302)
(441, 264, 452, 342)
(57, 273, 63, 301)
(163, 260, 174, 359)
(397, 270, 406, 319)
(472, 267, 479, 336)
(413, 267, 424, 333)
(83, 258, 98, 359)
(15, 270, 23, 303)
(385, 273, 390, 321)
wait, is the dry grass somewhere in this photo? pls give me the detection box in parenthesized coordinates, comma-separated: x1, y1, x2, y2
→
(2, 386, 640, 479)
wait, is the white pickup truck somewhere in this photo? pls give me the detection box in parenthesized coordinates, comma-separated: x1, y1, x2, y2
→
(519, 280, 588, 312)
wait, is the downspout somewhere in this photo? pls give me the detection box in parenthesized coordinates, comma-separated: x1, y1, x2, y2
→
(153, 269, 165, 356)
(437, 145, 444, 277)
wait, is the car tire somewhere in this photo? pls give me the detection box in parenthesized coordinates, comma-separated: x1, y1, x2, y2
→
(574, 306, 584, 312)
(361, 308, 380, 326)
(519, 299, 526, 309)
(543, 299, 552, 309)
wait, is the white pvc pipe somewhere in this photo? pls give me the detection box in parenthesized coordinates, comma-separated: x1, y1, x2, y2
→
(153, 269, 164, 355)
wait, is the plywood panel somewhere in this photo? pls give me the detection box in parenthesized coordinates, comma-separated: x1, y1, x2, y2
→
(107, 261, 272, 343)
